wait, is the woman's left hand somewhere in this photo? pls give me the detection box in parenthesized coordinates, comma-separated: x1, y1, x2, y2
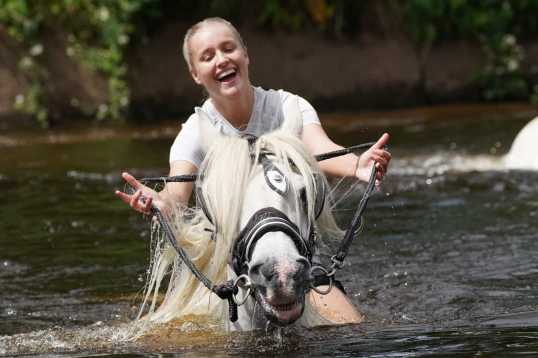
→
(355, 133, 391, 185)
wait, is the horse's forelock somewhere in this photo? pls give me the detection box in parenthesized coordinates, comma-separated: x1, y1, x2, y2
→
(257, 130, 344, 247)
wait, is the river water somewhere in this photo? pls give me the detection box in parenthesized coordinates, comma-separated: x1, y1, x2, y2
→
(0, 105, 537, 357)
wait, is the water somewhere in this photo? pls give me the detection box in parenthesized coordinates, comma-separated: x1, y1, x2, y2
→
(1, 106, 537, 357)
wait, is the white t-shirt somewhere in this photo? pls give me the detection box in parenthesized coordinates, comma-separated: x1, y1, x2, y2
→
(169, 86, 321, 167)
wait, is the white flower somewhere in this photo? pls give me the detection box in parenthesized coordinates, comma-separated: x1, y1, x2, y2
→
(117, 34, 129, 45)
(507, 59, 519, 71)
(97, 104, 109, 120)
(503, 34, 516, 46)
(99, 7, 110, 21)
(29, 44, 44, 56)
(20, 56, 33, 68)
(15, 94, 25, 105)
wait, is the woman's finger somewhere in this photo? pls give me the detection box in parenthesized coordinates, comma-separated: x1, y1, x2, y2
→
(143, 196, 153, 213)
(122, 172, 143, 190)
(115, 190, 132, 204)
(372, 133, 389, 150)
(130, 189, 142, 209)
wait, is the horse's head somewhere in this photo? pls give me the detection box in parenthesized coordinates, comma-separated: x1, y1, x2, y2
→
(196, 97, 329, 327)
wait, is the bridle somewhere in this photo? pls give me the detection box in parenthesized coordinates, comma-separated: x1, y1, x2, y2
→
(127, 141, 385, 322)
(199, 145, 322, 274)
(231, 208, 314, 276)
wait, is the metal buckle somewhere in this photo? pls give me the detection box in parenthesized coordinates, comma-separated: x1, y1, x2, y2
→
(232, 274, 252, 306)
(309, 265, 334, 295)
(330, 255, 344, 270)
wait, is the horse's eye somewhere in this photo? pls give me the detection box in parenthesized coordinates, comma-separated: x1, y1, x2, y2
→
(267, 170, 287, 193)
(272, 173, 283, 183)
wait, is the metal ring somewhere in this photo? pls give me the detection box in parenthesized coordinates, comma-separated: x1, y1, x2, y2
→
(309, 265, 333, 295)
(232, 274, 252, 306)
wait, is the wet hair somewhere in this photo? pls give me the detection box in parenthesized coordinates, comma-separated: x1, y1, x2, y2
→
(182, 17, 247, 70)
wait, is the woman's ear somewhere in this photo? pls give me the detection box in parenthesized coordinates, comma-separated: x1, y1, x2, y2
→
(190, 68, 202, 85)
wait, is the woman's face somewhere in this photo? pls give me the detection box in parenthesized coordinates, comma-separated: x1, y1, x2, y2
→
(189, 23, 250, 101)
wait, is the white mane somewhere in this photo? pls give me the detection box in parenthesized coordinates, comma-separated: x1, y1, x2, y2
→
(127, 122, 344, 339)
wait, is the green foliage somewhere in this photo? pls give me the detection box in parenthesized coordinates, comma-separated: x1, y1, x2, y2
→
(399, 0, 538, 102)
(258, 0, 304, 31)
(0, 0, 158, 127)
(1, 0, 538, 126)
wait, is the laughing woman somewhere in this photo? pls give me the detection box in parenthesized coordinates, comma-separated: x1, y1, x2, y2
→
(116, 17, 391, 325)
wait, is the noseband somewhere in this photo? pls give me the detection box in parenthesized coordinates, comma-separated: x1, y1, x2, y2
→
(231, 207, 315, 276)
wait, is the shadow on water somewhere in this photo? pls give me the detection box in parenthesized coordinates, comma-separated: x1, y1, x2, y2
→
(0, 104, 537, 357)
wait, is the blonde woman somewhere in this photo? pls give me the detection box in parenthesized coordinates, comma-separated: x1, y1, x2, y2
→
(116, 17, 391, 324)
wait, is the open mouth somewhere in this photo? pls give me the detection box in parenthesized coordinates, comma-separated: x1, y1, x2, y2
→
(256, 292, 305, 326)
(217, 68, 236, 83)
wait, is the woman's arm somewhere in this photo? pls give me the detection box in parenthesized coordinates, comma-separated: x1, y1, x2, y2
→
(115, 160, 198, 214)
(301, 123, 390, 185)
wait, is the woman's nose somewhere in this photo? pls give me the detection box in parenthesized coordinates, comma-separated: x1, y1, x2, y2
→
(215, 51, 229, 67)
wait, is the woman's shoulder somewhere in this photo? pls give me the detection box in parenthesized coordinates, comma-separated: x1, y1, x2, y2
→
(254, 86, 310, 106)
(253, 86, 293, 100)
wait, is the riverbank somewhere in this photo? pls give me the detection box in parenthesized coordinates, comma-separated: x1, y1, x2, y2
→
(1, 19, 537, 125)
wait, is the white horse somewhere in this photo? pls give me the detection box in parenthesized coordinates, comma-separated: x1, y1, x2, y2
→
(504, 115, 538, 170)
(128, 98, 347, 338)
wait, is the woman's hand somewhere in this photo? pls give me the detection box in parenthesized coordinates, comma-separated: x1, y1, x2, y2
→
(355, 133, 391, 185)
(115, 172, 162, 214)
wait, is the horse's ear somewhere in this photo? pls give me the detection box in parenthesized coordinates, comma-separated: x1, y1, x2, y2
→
(196, 107, 219, 151)
(281, 95, 303, 139)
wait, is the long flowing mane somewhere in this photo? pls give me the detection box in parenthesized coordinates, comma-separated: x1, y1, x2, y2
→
(127, 126, 343, 339)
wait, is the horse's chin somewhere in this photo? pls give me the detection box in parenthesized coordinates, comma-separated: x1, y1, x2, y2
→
(255, 291, 306, 326)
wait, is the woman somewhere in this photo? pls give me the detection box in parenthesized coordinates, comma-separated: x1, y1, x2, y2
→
(116, 17, 391, 323)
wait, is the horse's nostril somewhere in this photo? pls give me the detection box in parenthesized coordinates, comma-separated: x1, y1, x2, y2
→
(296, 257, 310, 270)
(260, 264, 275, 281)
(249, 264, 261, 277)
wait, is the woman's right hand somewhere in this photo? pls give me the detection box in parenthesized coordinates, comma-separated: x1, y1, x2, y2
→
(115, 172, 161, 214)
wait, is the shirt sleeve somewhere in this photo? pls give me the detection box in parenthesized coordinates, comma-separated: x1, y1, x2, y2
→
(281, 91, 322, 127)
(169, 114, 206, 168)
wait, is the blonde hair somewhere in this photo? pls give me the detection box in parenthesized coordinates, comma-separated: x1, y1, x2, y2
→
(182, 17, 247, 70)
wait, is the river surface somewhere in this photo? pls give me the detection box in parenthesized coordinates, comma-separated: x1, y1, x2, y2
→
(0, 105, 537, 357)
